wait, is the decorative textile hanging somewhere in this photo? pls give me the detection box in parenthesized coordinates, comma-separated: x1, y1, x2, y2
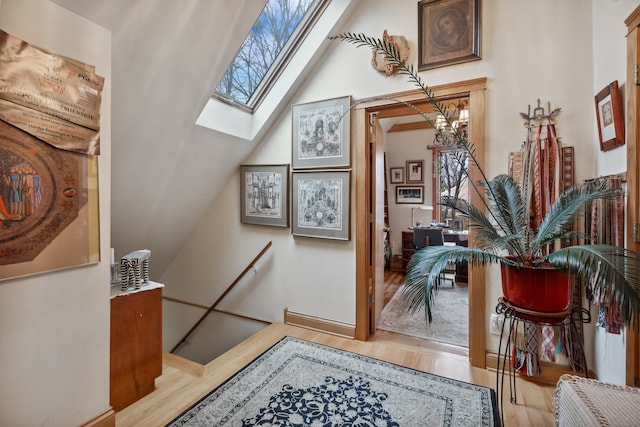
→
(509, 100, 585, 375)
(586, 175, 625, 334)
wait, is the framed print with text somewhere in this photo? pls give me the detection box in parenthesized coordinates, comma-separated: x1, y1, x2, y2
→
(406, 160, 424, 183)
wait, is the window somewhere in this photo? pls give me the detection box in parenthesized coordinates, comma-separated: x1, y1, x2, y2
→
(214, 0, 326, 111)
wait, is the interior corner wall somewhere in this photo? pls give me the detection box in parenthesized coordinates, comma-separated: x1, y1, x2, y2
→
(590, 0, 638, 385)
(0, 1, 112, 425)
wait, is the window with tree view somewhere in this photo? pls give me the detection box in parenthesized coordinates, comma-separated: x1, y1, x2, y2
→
(214, 0, 323, 110)
(439, 150, 469, 229)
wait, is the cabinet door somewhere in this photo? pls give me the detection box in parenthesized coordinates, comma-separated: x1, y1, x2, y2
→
(110, 287, 162, 411)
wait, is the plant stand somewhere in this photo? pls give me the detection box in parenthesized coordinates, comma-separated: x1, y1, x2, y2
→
(495, 297, 590, 426)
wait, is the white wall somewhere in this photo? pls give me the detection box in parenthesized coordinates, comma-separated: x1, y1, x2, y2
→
(386, 128, 435, 255)
(590, 0, 638, 385)
(0, 1, 112, 425)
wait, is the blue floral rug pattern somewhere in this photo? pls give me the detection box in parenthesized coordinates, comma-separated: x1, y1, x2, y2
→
(166, 337, 498, 426)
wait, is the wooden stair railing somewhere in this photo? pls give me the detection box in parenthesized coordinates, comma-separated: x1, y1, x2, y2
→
(169, 241, 272, 353)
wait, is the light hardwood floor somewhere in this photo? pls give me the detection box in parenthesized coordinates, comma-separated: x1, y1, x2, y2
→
(116, 323, 556, 427)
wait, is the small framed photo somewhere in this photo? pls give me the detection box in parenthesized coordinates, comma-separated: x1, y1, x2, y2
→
(292, 170, 350, 240)
(390, 167, 404, 184)
(292, 95, 351, 169)
(396, 185, 424, 204)
(240, 164, 289, 227)
(406, 160, 424, 183)
(595, 80, 625, 151)
(418, 0, 481, 71)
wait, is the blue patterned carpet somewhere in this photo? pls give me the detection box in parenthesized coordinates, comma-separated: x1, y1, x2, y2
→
(166, 336, 498, 426)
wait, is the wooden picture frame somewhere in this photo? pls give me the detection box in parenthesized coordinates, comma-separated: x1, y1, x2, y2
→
(390, 167, 404, 184)
(292, 170, 350, 240)
(396, 185, 425, 204)
(406, 160, 424, 183)
(595, 80, 625, 151)
(292, 96, 351, 169)
(240, 164, 289, 227)
(418, 0, 481, 71)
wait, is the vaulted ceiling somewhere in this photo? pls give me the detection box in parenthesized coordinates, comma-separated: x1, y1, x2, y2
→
(50, 0, 350, 273)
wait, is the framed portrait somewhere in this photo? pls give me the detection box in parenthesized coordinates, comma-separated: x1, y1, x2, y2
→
(292, 170, 350, 240)
(418, 0, 481, 70)
(406, 160, 424, 183)
(595, 80, 625, 152)
(390, 167, 404, 184)
(240, 164, 289, 227)
(396, 185, 425, 204)
(0, 120, 99, 281)
(292, 96, 351, 169)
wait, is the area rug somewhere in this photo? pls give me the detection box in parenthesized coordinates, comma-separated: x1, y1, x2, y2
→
(166, 336, 498, 426)
(378, 284, 469, 347)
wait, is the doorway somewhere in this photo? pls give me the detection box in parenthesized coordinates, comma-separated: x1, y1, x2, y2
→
(353, 78, 488, 368)
(377, 114, 470, 349)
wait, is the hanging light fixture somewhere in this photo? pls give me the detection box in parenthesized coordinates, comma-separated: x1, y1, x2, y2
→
(433, 99, 469, 145)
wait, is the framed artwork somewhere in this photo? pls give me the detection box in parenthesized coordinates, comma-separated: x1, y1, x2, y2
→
(595, 80, 625, 152)
(292, 170, 350, 240)
(390, 167, 404, 184)
(396, 186, 425, 204)
(292, 96, 351, 169)
(240, 164, 289, 227)
(0, 120, 99, 281)
(418, 0, 481, 71)
(406, 160, 424, 183)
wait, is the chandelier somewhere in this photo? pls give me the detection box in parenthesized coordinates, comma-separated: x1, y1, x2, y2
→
(433, 99, 469, 146)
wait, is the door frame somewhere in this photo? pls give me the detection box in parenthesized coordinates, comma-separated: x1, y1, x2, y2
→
(625, 6, 640, 386)
(353, 78, 488, 368)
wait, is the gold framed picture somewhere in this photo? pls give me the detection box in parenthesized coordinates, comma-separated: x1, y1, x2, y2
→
(418, 0, 481, 70)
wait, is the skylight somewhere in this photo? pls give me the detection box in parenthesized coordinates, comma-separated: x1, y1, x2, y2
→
(214, 0, 326, 111)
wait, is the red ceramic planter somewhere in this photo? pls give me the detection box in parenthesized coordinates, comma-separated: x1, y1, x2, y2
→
(500, 262, 571, 313)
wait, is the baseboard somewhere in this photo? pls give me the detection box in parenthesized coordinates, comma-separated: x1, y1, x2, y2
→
(485, 352, 593, 386)
(80, 408, 115, 427)
(284, 309, 355, 339)
(163, 351, 205, 377)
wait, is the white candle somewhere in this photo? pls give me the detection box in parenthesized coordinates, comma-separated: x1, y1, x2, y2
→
(110, 248, 115, 265)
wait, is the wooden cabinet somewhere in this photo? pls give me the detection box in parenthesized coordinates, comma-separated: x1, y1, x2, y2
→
(401, 230, 415, 272)
(110, 283, 163, 412)
(402, 229, 469, 283)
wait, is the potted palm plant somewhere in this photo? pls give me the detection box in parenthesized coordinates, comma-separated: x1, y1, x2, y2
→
(331, 32, 640, 325)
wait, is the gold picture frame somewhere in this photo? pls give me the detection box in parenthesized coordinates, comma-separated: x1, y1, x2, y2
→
(418, 0, 481, 70)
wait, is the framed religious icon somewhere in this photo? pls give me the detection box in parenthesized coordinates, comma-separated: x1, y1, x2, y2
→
(292, 170, 350, 240)
(292, 96, 351, 169)
(594, 80, 625, 151)
(406, 160, 424, 183)
(240, 164, 289, 227)
(0, 120, 100, 280)
(418, 0, 481, 70)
